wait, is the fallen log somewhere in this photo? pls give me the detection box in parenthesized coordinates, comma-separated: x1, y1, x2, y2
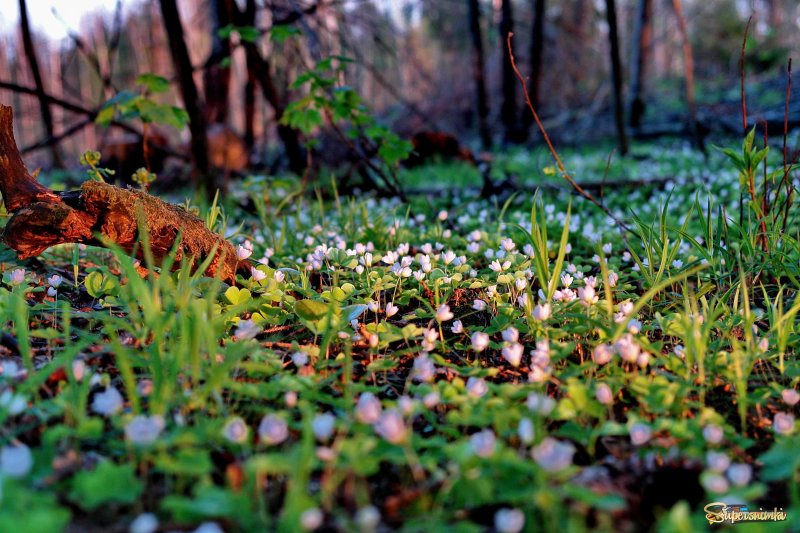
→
(0, 105, 244, 282)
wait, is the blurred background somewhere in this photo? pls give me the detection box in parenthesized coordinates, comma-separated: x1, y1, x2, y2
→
(1, 0, 798, 190)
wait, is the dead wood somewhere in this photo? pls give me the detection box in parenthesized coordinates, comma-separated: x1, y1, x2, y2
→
(0, 105, 244, 282)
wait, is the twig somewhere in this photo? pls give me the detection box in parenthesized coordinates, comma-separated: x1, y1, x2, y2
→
(505, 33, 629, 233)
(740, 16, 752, 134)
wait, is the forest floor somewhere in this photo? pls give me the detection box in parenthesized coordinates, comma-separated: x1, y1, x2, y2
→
(1, 139, 799, 532)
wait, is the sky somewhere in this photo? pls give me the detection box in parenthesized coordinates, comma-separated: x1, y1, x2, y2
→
(0, 0, 135, 41)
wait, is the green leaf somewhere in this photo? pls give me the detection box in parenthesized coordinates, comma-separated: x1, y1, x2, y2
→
(237, 25, 261, 43)
(294, 299, 329, 321)
(271, 25, 300, 44)
(225, 287, 252, 306)
(136, 73, 170, 93)
(69, 461, 144, 510)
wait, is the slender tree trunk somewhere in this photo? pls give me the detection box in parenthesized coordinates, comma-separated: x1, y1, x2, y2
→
(18, 0, 63, 167)
(522, 0, 545, 132)
(467, 0, 491, 150)
(158, 0, 212, 196)
(204, 0, 233, 125)
(499, 0, 519, 144)
(671, 0, 704, 152)
(628, 0, 652, 129)
(605, 0, 628, 155)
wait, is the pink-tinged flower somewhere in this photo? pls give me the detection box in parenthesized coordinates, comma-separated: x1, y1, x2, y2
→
(532, 303, 551, 321)
(608, 271, 619, 287)
(502, 327, 519, 344)
(222, 417, 250, 443)
(71, 359, 86, 381)
(423, 391, 440, 409)
(701, 473, 729, 494)
(471, 331, 490, 351)
(250, 267, 267, 281)
(92, 386, 123, 416)
(494, 508, 525, 533)
(595, 383, 613, 405)
(8, 268, 25, 285)
(436, 304, 454, 322)
(284, 391, 298, 408)
(398, 395, 415, 415)
(470, 429, 496, 457)
(292, 351, 309, 367)
(500, 237, 516, 252)
(616, 334, 640, 363)
(702, 424, 724, 444)
(502, 343, 524, 367)
(412, 354, 436, 382)
(442, 250, 456, 265)
(593, 343, 614, 365)
(273, 270, 286, 283)
(726, 463, 752, 487)
(125, 415, 165, 446)
(781, 389, 800, 406)
(466, 377, 488, 398)
(47, 287, 57, 297)
(773, 412, 795, 435)
(438, 210, 449, 221)
(258, 414, 289, 445)
(235, 319, 260, 340)
(451, 320, 464, 334)
(312, 413, 336, 441)
(518, 417, 534, 444)
(0, 443, 33, 478)
(560, 273, 573, 288)
(532, 438, 574, 472)
(300, 508, 324, 531)
(356, 392, 382, 424)
(706, 451, 730, 473)
(236, 245, 253, 261)
(526, 393, 555, 415)
(422, 328, 439, 351)
(578, 285, 598, 306)
(629, 422, 652, 445)
(636, 351, 650, 368)
(374, 409, 407, 444)
(385, 302, 399, 318)
(47, 274, 62, 288)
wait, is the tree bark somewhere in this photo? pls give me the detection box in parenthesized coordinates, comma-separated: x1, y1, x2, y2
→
(605, 0, 628, 155)
(18, 0, 63, 168)
(0, 105, 243, 282)
(204, 0, 234, 125)
(467, 0, 491, 151)
(522, 0, 545, 131)
(158, 0, 213, 195)
(628, 0, 652, 129)
(499, 0, 519, 144)
(671, 0, 704, 152)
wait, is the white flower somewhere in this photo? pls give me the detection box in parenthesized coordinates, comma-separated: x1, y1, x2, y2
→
(72, 359, 86, 381)
(593, 344, 614, 365)
(398, 395, 415, 415)
(499, 326, 518, 343)
(595, 383, 613, 405)
(532, 438, 574, 472)
(502, 343, 524, 367)
(47, 274, 62, 288)
(236, 245, 253, 261)
(438, 210, 448, 221)
(616, 334, 640, 363)
(773, 412, 795, 435)
(706, 451, 730, 473)
(274, 270, 286, 283)
(671, 259, 683, 269)
(702, 473, 730, 493)
(130, 513, 159, 533)
(602, 243, 612, 254)
(629, 422, 652, 445)
(470, 429, 496, 457)
(0, 390, 26, 415)
(702, 424, 724, 444)
(451, 320, 464, 334)
(636, 351, 650, 368)
(47, 287, 57, 297)
(782, 389, 800, 406)
(412, 354, 436, 382)
(518, 417, 534, 444)
(385, 302, 399, 318)
(125, 415, 165, 446)
(0, 443, 33, 478)
(466, 377, 488, 398)
(436, 304, 454, 322)
(560, 273, 573, 288)
(300, 508, 324, 531)
(356, 392, 382, 424)
(355, 505, 381, 532)
(532, 303, 551, 321)
(578, 285, 598, 306)
(608, 271, 619, 287)
(235, 319, 261, 340)
(312, 413, 336, 441)
(8, 268, 25, 286)
(92, 386, 123, 416)
(442, 250, 456, 265)
(250, 267, 267, 281)
(726, 463, 752, 487)
(223, 417, 250, 443)
(471, 331, 490, 352)
(258, 414, 289, 445)
(374, 409, 407, 444)
(526, 393, 555, 415)
(494, 508, 525, 533)
(500, 238, 516, 252)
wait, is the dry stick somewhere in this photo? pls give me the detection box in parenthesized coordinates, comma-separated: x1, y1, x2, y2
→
(505, 33, 629, 233)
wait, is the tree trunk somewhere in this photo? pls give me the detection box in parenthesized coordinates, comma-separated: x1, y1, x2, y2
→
(204, 0, 233, 125)
(467, 0, 491, 150)
(605, 0, 628, 155)
(671, 0, 704, 152)
(628, 0, 652, 129)
(18, 0, 63, 168)
(158, 0, 213, 195)
(0, 105, 244, 282)
(499, 0, 519, 144)
(522, 0, 545, 132)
